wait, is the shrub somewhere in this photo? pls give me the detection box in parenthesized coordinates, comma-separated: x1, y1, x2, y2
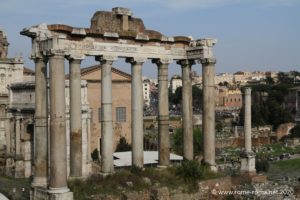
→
(255, 159, 269, 173)
(115, 137, 131, 152)
(91, 148, 99, 161)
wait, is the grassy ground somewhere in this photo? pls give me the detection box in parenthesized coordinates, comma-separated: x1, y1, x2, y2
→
(267, 158, 300, 182)
(69, 163, 223, 200)
(0, 175, 30, 200)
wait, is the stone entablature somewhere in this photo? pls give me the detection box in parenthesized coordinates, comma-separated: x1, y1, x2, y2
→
(20, 8, 216, 62)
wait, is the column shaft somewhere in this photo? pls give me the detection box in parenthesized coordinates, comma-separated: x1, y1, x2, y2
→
(181, 60, 193, 160)
(131, 61, 144, 167)
(100, 59, 114, 173)
(69, 59, 82, 177)
(202, 58, 216, 166)
(15, 117, 21, 155)
(244, 88, 252, 152)
(49, 55, 68, 191)
(32, 57, 48, 187)
(156, 60, 170, 166)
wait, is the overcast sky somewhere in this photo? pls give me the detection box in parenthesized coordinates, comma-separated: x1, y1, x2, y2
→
(0, 0, 299, 78)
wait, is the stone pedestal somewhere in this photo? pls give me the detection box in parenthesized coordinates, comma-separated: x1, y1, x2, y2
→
(240, 152, 256, 175)
(31, 187, 73, 200)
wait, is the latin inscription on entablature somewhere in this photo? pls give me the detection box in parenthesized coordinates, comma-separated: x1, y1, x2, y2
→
(59, 40, 187, 59)
(66, 41, 139, 53)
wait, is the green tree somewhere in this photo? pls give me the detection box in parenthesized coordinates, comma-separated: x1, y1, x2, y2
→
(172, 128, 203, 155)
(115, 137, 131, 152)
(192, 85, 203, 110)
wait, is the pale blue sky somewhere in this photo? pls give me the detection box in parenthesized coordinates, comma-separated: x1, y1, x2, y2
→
(0, 0, 299, 78)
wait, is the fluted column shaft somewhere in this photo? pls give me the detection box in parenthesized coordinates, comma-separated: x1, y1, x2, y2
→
(153, 59, 171, 166)
(99, 57, 114, 173)
(49, 54, 69, 191)
(201, 58, 216, 167)
(244, 87, 252, 152)
(178, 60, 194, 160)
(69, 58, 82, 177)
(126, 57, 145, 168)
(32, 57, 48, 187)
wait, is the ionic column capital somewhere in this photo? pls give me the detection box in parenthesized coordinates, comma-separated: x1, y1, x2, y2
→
(200, 58, 216, 65)
(95, 54, 117, 65)
(31, 55, 48, 63)
(244, 87, 251, 95)
(125, 57, 146, 65)
(152, 57, 173, 66)
(177, 59, 195, 67)
(66, 54, 85, 62)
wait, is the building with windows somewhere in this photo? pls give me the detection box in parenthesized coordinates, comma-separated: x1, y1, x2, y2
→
(217, 87, 243, 109)
(170, 75, 182, 93)
(81, 65, 132, 153)
(143, 78, 151, 107)
(4, 80, 91, 178)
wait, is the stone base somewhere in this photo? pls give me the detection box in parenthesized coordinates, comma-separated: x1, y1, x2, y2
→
(31, 187, 49, 200)
(31, 187, 73, 200)
(49, 191, 73, 200)
(209, 165, 218, 172)
(157, 165, 168, 169)
(240, 152, 256, 173)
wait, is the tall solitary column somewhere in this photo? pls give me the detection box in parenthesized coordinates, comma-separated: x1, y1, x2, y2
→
(69, 58, 83, 177)
(98, 55, 116, 174)
(201, 58, 217, 170)
(240, 87, 256, 174)
(244, 87, 252, 153)
(178, 60, 194, 160)
(32, 56, 48, 187)
(153, 58, 171, 166)
(48, 54, 70, 193)
(126, 57, 145, 168)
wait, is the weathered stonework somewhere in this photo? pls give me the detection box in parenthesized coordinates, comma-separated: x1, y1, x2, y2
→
(20, 7, 217, 199)
(4, 80, 91, 178)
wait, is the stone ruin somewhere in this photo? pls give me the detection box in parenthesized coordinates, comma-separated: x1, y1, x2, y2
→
(0, 29, 9, 59)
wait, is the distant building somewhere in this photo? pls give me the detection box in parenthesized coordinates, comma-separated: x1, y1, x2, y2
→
(265, 71, 278, 82)
(217, 87, 243, 109)
(251, 71, 266, 81)
(4, 80, 91, 178)
(81, 65, 132, 153)
(233, 71, 251, 84)
(215, 73, 233, 85)
(143, 78, 151, 107)
(170, 75, 182, 93)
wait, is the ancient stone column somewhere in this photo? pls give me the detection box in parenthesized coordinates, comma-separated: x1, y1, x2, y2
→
(240, 87, 256, 174)
(177, 60, 194, 160)
(153, 58, 171, 166)
(69, 58, 83, 177)
(15, 117, 21, 156)
(98, 55, 116, 174)
(201, 58, 217, 170)
(32, 56, 48, 187)
(48, 54, 69, 193)
(126, 57, 145, 168)
(244, 87, 252, 153)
